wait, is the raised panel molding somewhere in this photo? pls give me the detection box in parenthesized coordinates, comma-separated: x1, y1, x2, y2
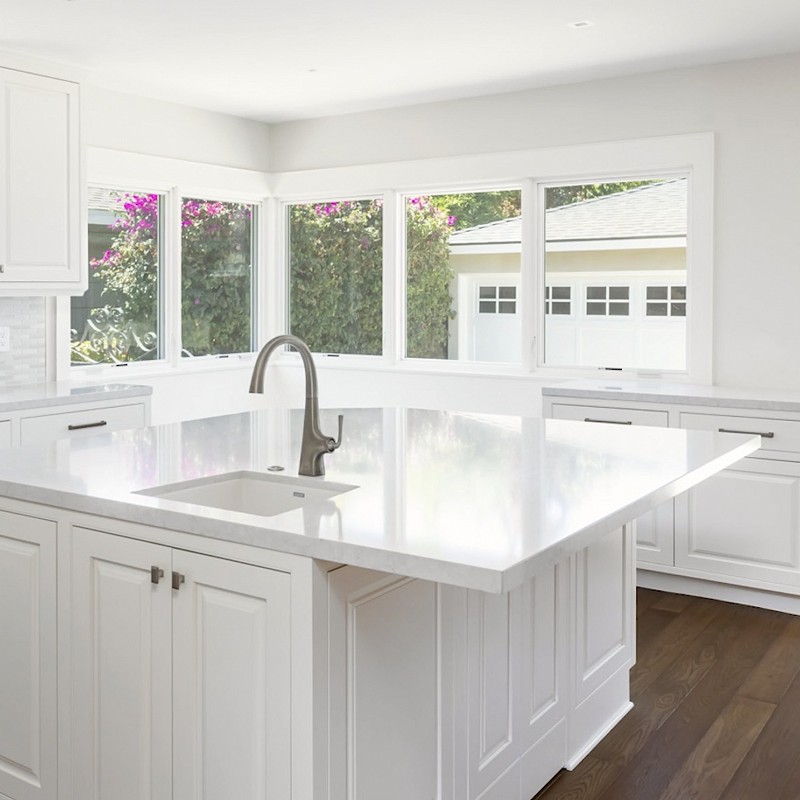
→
(172, 551, 291, 800)
(474, 591, 513, 768)
(673, 459, 800, 589)
(70, 528, 172, 800)
(574, 526, 633, 704)
(328, 568, 438, 800)
(0, 513, 56, 800)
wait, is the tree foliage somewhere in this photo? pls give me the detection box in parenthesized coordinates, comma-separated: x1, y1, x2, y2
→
(82, 182, 650, 366)
(87, 193, 253, 360)
(546, 181, 655, 209)
(180, 198, 253, 356)
(289, 200, 383, 355)
(289, 197, 457, 359)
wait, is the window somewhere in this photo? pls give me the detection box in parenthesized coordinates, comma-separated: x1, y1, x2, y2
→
(180, 198, 256, 357)
(542, 177, 688, 371)
(288, 198, 383, 356)
(545, 286, 571, 315)
(478, 285, 517, 314)
(646, 285, 686, 317)
(70, 186, 260, 369)
(585, 286, 630, 316)
(406, 189, 522, 363)
(70, 188, 163, 365)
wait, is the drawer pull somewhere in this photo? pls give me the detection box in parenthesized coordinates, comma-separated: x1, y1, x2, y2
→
(584, 417, 633, 426)
(718, 427, 775, 439)
(67, 420, 108, 431)
(150, 566, 164, 585)
(172, 571, 186, 591)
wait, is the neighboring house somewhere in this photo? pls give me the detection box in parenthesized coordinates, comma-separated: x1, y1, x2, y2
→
(448, 178, 688, 369)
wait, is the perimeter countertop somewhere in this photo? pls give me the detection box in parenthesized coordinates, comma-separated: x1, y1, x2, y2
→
(0, 382, 152, 414)
(542, 379, 800, 412)
(0, 407, 758, 593)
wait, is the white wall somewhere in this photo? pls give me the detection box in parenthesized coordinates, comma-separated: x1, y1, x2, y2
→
(83, 86, 271, 172)
(270, 53, 800, 394)
(6, 48, 800, 421)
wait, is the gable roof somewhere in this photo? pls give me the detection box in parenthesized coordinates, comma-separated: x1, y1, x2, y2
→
(449, 178, 687, 247)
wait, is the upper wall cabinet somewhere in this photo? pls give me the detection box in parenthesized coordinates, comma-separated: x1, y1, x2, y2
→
(0, 68, 83, 295)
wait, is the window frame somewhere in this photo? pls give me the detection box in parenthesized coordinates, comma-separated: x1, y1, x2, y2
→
(57, 163, 268, 379)
(533, 161, 710, 381)
(58, 134, 713, 385)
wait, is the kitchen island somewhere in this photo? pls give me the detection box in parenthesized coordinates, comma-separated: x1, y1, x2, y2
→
(0, 407, 759, 800)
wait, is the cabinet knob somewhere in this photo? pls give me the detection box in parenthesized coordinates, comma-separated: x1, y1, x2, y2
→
(0, 264, 4, 274)
(172, 571, 186, 590)
(150, 566, 165, 584)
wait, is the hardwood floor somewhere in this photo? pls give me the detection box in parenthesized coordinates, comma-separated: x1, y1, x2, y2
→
(533, 588, 800, 800)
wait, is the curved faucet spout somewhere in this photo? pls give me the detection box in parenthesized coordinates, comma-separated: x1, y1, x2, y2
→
(249, 335, 343, 477)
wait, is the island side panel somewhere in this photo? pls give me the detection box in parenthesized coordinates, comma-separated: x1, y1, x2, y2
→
(327, 528, 634, 800)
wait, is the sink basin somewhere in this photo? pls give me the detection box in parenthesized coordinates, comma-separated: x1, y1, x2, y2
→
(136, 470, 357, 517)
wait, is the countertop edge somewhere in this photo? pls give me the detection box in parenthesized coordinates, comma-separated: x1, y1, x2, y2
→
(0, 431, 759, 594)
(0, 383, 153, 414)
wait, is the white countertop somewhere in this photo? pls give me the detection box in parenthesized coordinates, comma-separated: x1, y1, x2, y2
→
(542, 379, 800, 412)
(0, 382, 152, 414)
(0, 407, 758, 592)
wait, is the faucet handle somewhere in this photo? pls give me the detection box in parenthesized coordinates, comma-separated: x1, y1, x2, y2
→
(327, 414, 344, 452)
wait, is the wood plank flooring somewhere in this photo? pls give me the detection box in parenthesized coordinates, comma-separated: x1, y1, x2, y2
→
(533, 588, 800, 800)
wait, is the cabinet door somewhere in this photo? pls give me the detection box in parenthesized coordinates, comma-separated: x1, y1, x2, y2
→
(0, 69, 81, 290)
(0, 420, 10, 448)
(675, 459, 800, 588)
(172, 551, 291, 800)
(0, 509, 56, 800)
(70, 528, 173, 800)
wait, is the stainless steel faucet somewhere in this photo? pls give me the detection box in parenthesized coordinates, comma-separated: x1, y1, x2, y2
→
(249, 334, 343, 477)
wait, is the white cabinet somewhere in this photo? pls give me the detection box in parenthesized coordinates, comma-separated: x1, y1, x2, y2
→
(544, 384, 800, 600)
(19, 401, 147, 446)
(0, 68, 82, 294)
(0, 508, 57, 800)
(70, 527, 291, 800)
(327, 526, 633, 800)
(0, 419, 10, 448)
(549, 401, 673, 565)
(0, 390, 151, 449)
(675, 458, 800, 587)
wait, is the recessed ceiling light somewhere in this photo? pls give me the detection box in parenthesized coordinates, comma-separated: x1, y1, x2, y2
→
(569, 20, 595, 29)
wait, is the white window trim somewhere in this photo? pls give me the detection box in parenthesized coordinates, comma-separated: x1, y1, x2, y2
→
(57, 134, 713, 385)
(56, 148, 270, 381)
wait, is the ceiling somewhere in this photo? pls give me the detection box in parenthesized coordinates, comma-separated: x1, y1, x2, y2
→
(2, 0, 800, 123)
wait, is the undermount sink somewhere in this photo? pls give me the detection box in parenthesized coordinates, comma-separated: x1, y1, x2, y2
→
(136, 470, 357, 517)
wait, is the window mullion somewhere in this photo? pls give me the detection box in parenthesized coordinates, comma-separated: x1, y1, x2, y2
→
(164, 187, 181, 366)
(383, 190, 399, 366)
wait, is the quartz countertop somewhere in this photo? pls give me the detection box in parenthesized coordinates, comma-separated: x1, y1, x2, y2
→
(542, 380, 800, 412)
(0, 407, 758, 592)
(0, 382, 152, 414)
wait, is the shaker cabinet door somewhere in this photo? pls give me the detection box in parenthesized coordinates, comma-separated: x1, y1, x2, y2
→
(0, 509, 56, 800)
(675, 459, 800, 588)
(0, 68, 82, 293)
(171, 550, 292, 800)
(70, 527, 173, 800)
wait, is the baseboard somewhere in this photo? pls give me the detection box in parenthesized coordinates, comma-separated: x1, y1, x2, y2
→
(637, 569, 800, 615)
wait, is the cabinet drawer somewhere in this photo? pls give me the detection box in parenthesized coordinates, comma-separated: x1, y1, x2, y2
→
(0, 421, 10, 448)
(680, 412, 800, 457)
(20, 403, 146, 446)
(550, 403, 668, 428)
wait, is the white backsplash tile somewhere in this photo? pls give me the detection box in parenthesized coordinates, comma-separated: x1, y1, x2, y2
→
(0, 297, 47, 385)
